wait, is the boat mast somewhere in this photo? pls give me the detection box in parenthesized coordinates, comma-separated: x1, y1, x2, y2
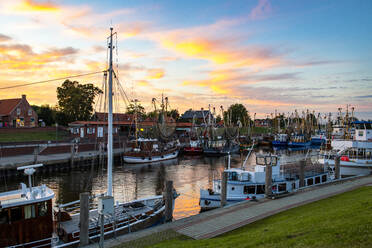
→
(107, 27, 114, 197)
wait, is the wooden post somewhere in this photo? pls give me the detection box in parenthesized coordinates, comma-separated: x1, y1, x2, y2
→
(335, 155, 341, 179)
(99, 213, 104, 248)
(70, 144, 74, 167)
(79, 192, 90, 246)
(33, 146, 39, 163)
(299, 159, 305, 188)
(164, 180, 174, 222)
(265, 163, 272, 197)
(220, 171, 228, 207)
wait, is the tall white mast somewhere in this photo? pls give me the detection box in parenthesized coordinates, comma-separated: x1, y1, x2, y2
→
(107, 27, 114, 197)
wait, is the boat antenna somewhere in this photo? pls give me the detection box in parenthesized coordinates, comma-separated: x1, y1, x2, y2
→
(107, 27, 115, 197)
(17, 164, 43, 194)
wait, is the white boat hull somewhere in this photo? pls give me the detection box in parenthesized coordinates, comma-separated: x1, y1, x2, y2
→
(124, 150, 179, 164)
(318, 158, 372, 176)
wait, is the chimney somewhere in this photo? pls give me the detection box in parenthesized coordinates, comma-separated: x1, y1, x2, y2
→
(22, 94, 26, 101)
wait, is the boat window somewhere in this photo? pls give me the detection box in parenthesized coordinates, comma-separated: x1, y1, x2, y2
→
(322, 175, 327, 183)
(307, 178, 314, 186)
(231, 187, 235, 191)
(24, 205, 36, 219)
(228, 172, 238, 181)
(0, 209, 9, 224)
(244, 185, 256, 194)
(38, 202, 48, 217)
(10, 207, 22, 222)
(315, 177, 321, 184)
(256, 185, 265, 194)
(278, 183, 286, 192)
(292, 182, 296, 189)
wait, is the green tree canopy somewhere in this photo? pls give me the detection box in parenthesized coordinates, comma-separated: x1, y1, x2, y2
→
(224, 103, 250, 127)
(31, 104, 56, 126)
(126, 102, 146, 118)
(57, 80, 102, 124)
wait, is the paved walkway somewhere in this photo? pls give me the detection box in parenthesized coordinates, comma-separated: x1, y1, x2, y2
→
(85, 175, 372, 247)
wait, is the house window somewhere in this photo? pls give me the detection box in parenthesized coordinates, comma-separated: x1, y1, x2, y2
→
(28, 109, 32, 116)
(16, 108, 21, 115)
(87, 128, 92, 134)
(358, 131, 363, 137)
(73, 128, 79, 134)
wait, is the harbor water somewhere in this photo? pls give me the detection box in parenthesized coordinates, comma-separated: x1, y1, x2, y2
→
(0, 149, 318, 220)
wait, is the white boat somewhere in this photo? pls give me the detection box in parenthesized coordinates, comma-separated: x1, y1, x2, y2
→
(124, 138, 179, 164)
(318, 121, 372, 176)
(200, 154, 331, 211)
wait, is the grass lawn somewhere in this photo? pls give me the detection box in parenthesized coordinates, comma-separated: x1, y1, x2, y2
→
(0, 130, 69, 142)
(127, 186, 372, 248)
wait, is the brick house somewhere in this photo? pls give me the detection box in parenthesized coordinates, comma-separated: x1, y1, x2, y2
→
(0, 95, 38, 128)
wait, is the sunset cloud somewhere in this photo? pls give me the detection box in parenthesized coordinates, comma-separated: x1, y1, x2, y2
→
(15, 0, 59, 12)
(147, 68, 165, 79)
(0, 34, 12, 42)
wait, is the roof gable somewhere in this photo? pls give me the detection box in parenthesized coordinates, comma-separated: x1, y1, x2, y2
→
(0, 98, 21, 116)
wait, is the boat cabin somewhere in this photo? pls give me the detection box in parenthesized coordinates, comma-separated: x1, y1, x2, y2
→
(0, 184, 54, 247)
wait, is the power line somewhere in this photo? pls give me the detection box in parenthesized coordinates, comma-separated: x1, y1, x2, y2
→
(0, 70, 106, 90)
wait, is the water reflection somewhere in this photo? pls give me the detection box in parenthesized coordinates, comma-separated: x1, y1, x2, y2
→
(0, 148, 321, 220)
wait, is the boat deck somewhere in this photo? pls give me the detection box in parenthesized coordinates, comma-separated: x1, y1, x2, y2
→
(59, 204, 154, 234)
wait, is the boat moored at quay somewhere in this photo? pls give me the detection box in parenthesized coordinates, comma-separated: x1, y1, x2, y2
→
(200, 153, 332, 211)
(318, 121, 372, 176)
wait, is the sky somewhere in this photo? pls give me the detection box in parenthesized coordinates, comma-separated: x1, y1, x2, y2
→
(0, 0, 371, 119)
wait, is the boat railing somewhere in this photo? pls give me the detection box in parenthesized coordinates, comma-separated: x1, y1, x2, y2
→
(8, 237, 54, 248)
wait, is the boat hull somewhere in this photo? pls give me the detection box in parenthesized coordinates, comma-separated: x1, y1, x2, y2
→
(124, 150, 179, 164)
(318, 158, 372, 176)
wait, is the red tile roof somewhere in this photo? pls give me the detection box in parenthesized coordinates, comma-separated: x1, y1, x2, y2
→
(0, 98, 21, 116)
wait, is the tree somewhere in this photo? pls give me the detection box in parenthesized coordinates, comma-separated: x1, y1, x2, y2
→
(223, 104, 250, 126)
(126, 102, 146, 118)
(31, 104, 56, 126)
(57, 80, 102, 124)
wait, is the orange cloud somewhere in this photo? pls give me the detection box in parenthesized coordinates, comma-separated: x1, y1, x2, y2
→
(147, 68, 165, 79)
(16, 0, 59, 12)
(136, 80, 149, 86)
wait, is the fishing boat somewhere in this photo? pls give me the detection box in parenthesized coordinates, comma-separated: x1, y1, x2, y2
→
(183, 139, 203, 155)
(123, 138, 179, 163)
(318, 121, 372, 175)
(287, 134, 311, 148)
(0, 164, 55, 247)
(200, 153, 332, 211)
(272, 133, 288, 147)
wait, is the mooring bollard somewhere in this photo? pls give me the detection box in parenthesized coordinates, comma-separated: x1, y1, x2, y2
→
(335, 155, 341, 179)
(80, 192, 90, 246)
(221, 171, 228, 207)
(299, 159, 305, 188)
(164, 180, 174, 222)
